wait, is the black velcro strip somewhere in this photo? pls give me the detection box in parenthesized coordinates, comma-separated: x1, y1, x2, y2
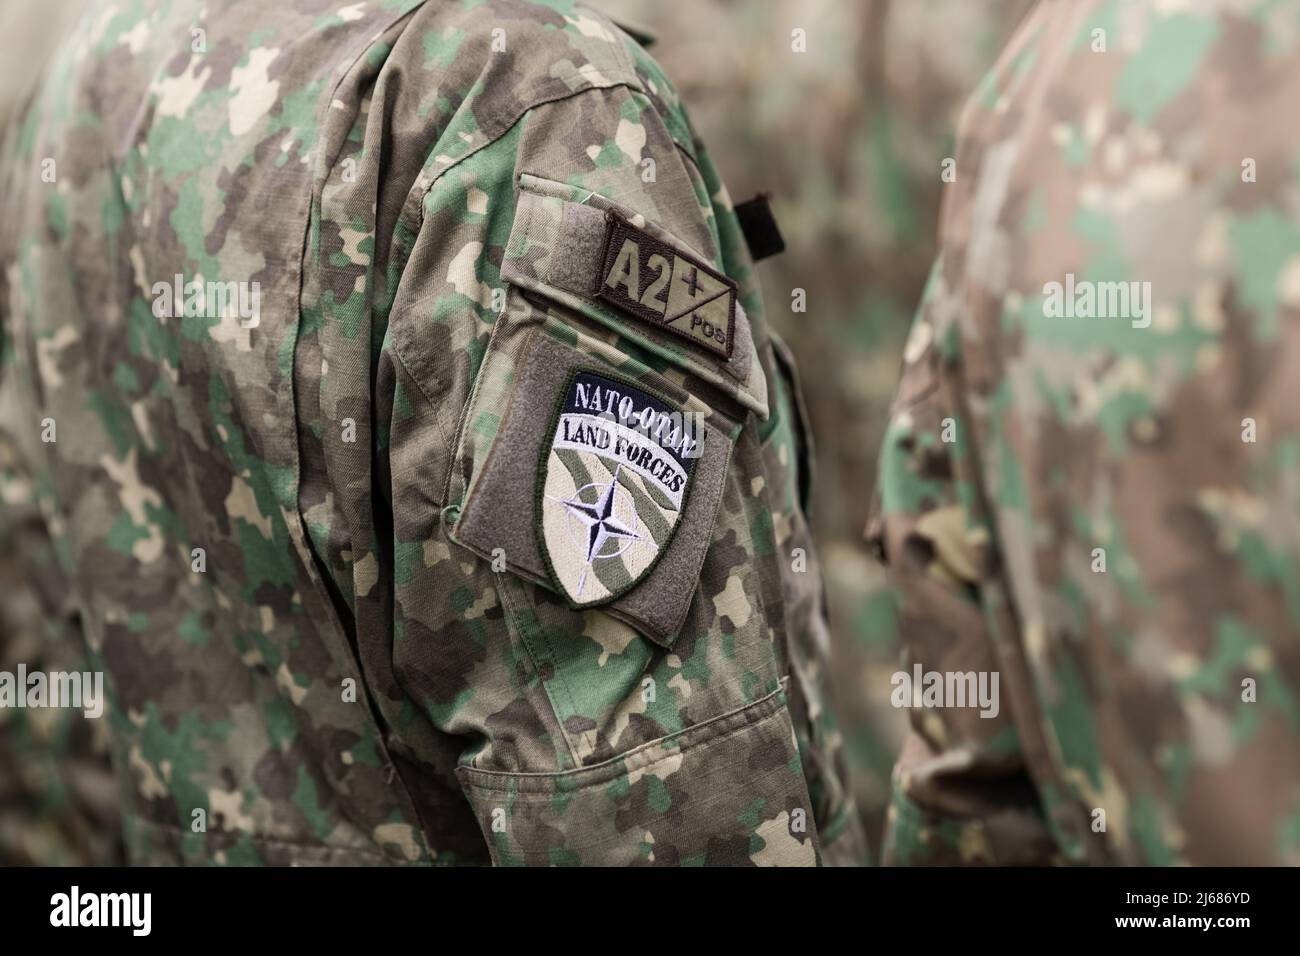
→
(734, 193, 785, 262)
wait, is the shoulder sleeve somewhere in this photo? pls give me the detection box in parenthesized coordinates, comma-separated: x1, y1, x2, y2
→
(306, 8, 863, 865)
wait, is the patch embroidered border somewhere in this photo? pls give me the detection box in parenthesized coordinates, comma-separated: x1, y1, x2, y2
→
(535, 366, 704, 608)
(594, 212, 737, 359)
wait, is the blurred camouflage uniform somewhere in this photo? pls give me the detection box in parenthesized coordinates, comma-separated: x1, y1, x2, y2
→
(0, 422, 123, 866)
(0, 0, 123, 867)
(0, 0, 865, 865)
(869, 0, 1300, 865)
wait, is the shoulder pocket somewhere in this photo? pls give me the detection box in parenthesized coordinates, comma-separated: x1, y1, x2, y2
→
(445, 176, 764, 647)
(504, 173, 768, 418)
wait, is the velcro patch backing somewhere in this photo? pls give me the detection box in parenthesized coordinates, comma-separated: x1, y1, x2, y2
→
(595, 212, 737, 359)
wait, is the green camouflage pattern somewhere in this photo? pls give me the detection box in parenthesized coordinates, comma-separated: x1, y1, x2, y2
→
(0, 0, 864, 865)
(869, 0, 1300, 865)
(0, 371, 123, 866)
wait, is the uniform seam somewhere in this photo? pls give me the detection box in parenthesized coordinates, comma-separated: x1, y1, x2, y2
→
(458, 677, 789, 791)
(393, 349, 457, 509)
(405, 80, 648, 240)
(436, 299, 532, 509)
(494, 573, 584, 768)
(290, 1, 440, 864)
(126, 814, 405, 863)
(485, 758, 804, 859)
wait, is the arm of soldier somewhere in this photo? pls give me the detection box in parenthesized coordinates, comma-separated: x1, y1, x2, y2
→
(378, 68, 825, 865)
(867, 270, 1061, 865)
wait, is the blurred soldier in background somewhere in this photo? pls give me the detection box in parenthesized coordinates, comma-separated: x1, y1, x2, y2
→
(0, 0, 865, 865)
(0, 0, 123, 866)
(870, 0, 1300, 864)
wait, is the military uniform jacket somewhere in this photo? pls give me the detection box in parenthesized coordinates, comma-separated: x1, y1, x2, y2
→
(0, 0, 865, 865)
(869, 0, 1300, 866)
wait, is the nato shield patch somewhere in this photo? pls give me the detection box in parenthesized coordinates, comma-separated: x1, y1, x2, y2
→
(537, 369, 702, 608)
(595, 212, 737, 359)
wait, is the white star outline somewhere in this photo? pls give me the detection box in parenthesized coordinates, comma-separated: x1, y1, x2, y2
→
(545, 463, 642, 598)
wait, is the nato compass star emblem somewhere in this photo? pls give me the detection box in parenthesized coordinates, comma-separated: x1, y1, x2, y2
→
(548, 464, 641, 599)
(536, 369, 703, 608)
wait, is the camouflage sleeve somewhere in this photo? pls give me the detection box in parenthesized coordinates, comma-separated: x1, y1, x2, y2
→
(867, 258, 1062, 865)
(295, 7, 864, 865)
(0, 0, 860, 867)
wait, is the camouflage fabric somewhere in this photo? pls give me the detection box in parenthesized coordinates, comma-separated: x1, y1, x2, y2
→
(0, 372, 123, 866)
(869, 0, 1300, 865)
(0, 0, 864, 865)
(0, 0, 124, 868)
